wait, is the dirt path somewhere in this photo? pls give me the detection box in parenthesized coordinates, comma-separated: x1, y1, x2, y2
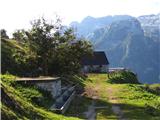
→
(83, 75, 127, 120)
(83, 87, 97, 119)
(84, 87, 126, 120)
(106, 87, 127, 120)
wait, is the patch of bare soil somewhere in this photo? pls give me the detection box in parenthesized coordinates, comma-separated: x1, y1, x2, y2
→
(83, 87, 99, 98)
(107, 87, 119, 103)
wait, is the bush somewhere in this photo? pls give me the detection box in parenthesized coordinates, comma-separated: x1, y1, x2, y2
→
(145, 102, 160, 116)
(1, 74, 16, 86)
(143, 84, 160, 95)
(108, 71, 139, 84)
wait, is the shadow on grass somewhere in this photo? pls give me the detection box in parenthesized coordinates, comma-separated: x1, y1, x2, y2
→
(64, 95, 116, 119)
(64, 95, 92, 119)
(64, 95, 160, 120)
(117, 103, 160, 120)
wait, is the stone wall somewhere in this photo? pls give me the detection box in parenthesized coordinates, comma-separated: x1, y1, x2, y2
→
(36, 80, 61, 98)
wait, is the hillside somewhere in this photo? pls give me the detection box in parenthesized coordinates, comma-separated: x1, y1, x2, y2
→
(1, 39, 37, 76)
(70, 14, 160, 83)
(1, 74, 80, 120)
(1, 30, 160, 120)
(1, 72, 160, 119)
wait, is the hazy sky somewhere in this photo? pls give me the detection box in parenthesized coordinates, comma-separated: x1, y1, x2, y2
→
(1, 0, 160, 36)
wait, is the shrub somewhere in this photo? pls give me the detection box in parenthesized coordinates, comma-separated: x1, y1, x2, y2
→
(108, 71, 139, 84)
(145, 102, 160, 116)
(1, 74, 16, 86)
(143, 84, 160, 95)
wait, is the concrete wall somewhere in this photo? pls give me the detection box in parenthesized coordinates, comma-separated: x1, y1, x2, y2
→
(82, 65, 109, 73)
(36, 80, 61, 98)
(101, 65, 109, 72)
(50, 86, 76, 114)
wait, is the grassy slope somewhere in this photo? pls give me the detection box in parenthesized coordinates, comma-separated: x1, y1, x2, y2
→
(1, 75, 81, 120)
(1, 39, 37, 76)
(66, 73, 160, 120)
(1, 72, 160, 120)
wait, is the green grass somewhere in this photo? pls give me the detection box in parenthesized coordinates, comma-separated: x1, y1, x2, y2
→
(1, 39, 37, 76)
(15, 84, 55, 108)
(69, 73, 160, 120)
(64, 73, 117, 119)
(2, 72, 160, 120)
(1, 74, 81, 120)
(96, 109, 118, 120)
(143, 84, 160, 95)
(107, 72, 160, 119)
(116, 84, 160, 119)
(85, 74, 118, 119)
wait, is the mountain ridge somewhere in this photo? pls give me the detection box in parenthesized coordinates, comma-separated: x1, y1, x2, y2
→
(70, 14, 160, 83)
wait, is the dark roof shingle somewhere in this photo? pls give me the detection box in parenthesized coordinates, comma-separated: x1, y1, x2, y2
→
(81, 51, 109, 65)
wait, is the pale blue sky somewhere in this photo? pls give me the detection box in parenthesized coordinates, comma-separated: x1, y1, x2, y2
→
(0, 0, 160, 36)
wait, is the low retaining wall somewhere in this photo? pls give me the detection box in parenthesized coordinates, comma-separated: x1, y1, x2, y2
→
(15, 77, 61, 99)
(16, 77, 76, 114)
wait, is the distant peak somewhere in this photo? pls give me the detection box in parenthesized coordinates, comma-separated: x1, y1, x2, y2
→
(85, 16, 95, 19)
(70, 21, 79, 26)
(81, 16, 95, 23)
